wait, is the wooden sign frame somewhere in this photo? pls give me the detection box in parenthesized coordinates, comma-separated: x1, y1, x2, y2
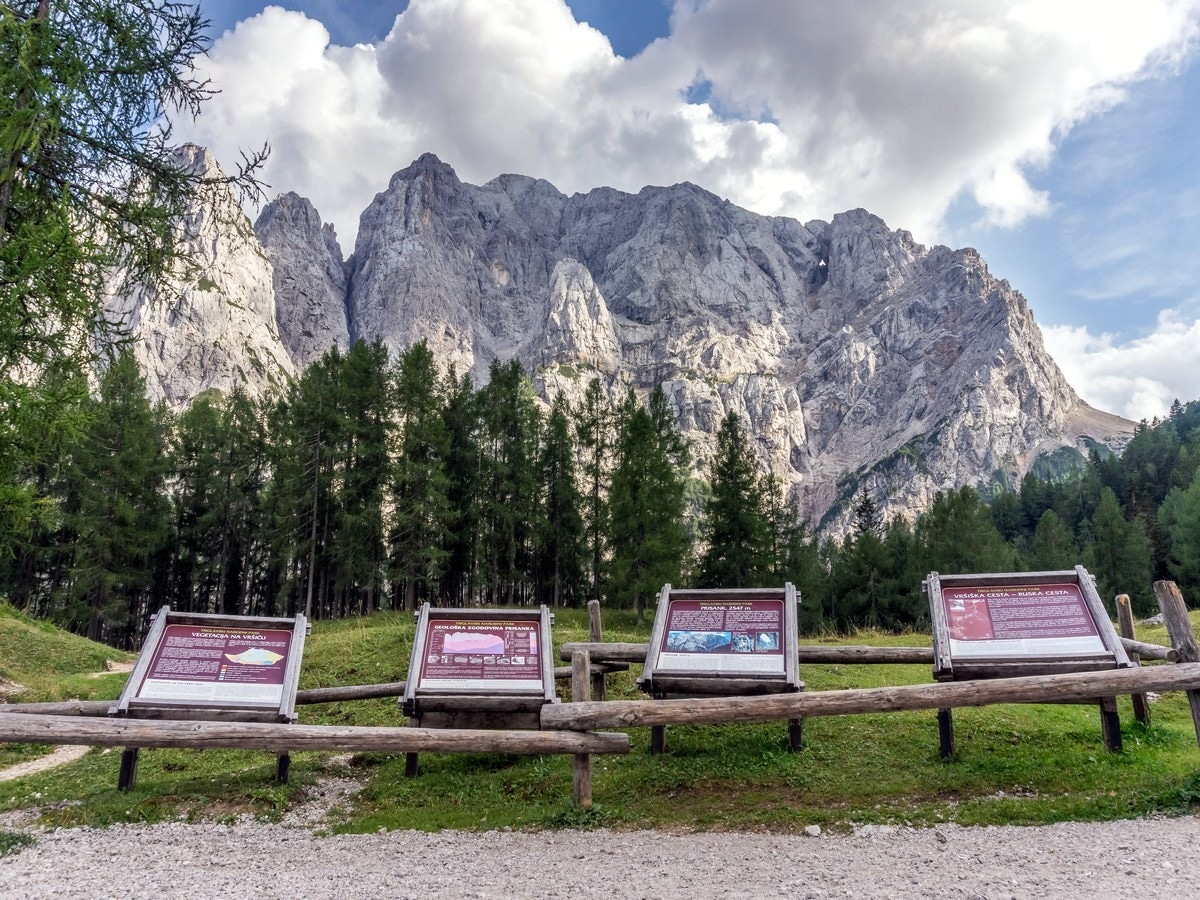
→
(925, 566, 1130, 755)
(638, 584, 803, 751)
(110, 606, 308, 789)
(401, 604, 557, 773)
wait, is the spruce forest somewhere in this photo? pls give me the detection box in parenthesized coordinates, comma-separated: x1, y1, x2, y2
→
(1, 336, 1195, 650)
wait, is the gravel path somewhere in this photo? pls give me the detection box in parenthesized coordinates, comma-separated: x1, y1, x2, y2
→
(2, 816, 1198, 898)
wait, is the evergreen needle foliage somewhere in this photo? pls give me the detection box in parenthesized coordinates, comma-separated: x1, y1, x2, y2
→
(1, 0, 266, 545)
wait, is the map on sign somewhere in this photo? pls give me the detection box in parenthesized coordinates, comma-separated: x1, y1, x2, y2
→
(941, 582, 1107, 659)
(416, 619, 544, 692)
(656, 598, 785, 675)
(135, 624, 292, 705)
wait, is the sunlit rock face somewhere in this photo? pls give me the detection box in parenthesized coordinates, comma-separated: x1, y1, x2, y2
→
(116, 150, 1132, 531)
(105, 145, 294, 406)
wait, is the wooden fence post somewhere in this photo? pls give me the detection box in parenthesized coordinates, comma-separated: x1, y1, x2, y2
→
(587, 600, 606, 702)
(1116, 594, 1151, 726)
(571, 650, 593, 808)
(1152, 581, 1200, 748)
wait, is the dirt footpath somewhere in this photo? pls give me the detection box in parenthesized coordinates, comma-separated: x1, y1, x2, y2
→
(2, 816, 1198, 899)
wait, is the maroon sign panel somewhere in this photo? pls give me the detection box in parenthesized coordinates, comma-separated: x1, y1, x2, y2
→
(135, 624, 292, 704)
(417, 619, 543, 691)
(657, 598, 784, 675)
(941, 582, 1106, 659)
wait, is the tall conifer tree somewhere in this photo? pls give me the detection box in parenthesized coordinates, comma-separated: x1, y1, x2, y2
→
(698, 412, 771, 588)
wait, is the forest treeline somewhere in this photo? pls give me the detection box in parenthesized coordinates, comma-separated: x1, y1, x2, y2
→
(1, 340, 1197, 650)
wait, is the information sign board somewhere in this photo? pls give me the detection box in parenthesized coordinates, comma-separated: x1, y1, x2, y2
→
(941, 582, 1107, 660)
(638, 584, 803, 752)
(416, 617, 545, 692)
(926, 567, 1128, 677)
(655, 597, 785, 676)
(135, 623, 294, 705)
(113, 607, 308, 720)
(925, 567, 1132, 758)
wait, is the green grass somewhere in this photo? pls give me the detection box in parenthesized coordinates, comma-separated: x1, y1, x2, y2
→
(1, 604, 1198, 837)
(0, 830, 34, 856)
(0, 603, 135, 767)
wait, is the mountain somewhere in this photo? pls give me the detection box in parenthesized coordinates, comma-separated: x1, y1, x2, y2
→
(104, 146, 295, 405)
(106, 148, 1132, 532)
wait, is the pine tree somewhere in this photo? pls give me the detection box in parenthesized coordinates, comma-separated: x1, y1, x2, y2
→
(1087, 487, 1153, 613)
(575, 377, 613, 604)
(477, 359, 540, 605)
(55, 352, 171, 645)
(913, 486, 1017, 576)
(390, 341, 450, 610)
(698, 412, 771, 588)
(608, 388, 690, 622)
(852, 486, 882, 538)
(534, 392, 585, 607)
(334, 340, 391, 616)
(439, 369, 481, 605)
(1025, 509, 1080, 572)
(1158, 470, 1200, 596)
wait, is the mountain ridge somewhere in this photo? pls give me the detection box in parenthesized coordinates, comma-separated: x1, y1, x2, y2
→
(106, 147, 1132, 533)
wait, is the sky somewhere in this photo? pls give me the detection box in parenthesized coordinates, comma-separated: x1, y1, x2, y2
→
(186, 0, 1200, 422)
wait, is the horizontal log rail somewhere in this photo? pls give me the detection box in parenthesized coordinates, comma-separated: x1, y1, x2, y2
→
(0, 700, 111, 717)
(559, 641, 938, 665)
(294, 681, 408, 704)
(541, 663, 1200, 731)
(799, 646, 933, 664)
(553, 662, 629, 680)
(1121, 637, 1179, 662)
(0, 663, 633, 719)
(560, 638, 1178, 666)
(559, 642, 647, 663)
(0, 713, 630, 755)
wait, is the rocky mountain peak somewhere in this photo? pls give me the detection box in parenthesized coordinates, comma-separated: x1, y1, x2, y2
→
(254, 193, 349, 370)
(109, 150, 1133, 533)
(104, 149, 294, 406)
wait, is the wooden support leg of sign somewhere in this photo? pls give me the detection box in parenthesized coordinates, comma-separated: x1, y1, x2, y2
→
(1098, 697, 1122, 752)
(1153, 580, 1200, 748)
(650, 726, 666, 753)
(117, 747, 139, 791)
(571, 650, 592, 808)
(787, 718, 803, 752)
(587, 601, 606, 702)
(1116, 594, 1152, 726)
(937, 708, 954, 759)
(275, 752, 291, 784)
(405, 717, 420, 777)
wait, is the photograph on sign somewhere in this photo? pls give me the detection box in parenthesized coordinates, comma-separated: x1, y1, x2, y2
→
(942, 583, 1107, 659)
(135, 624, 292, 705)
(656, 599, 785, 675)
(417, 619, 544, 692)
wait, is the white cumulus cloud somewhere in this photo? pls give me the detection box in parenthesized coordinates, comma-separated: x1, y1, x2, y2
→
(179, 0, 1200, 250)
(1042, 312, 1200, 421)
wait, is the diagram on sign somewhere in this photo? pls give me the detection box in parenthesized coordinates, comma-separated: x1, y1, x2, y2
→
(416, 620, 544, 691)
(224, 648, 285, 665)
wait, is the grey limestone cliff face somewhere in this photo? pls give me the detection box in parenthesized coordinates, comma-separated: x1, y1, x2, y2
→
(317, 156, 1130, 528)
(254, 192, 350, 370)
(119, 149, 1131, 531)
(104, 145, 295, 406)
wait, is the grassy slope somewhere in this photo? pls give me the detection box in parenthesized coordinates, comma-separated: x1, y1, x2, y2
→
(0, 604, 135, 769)
(0, 604, 1197, 832)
